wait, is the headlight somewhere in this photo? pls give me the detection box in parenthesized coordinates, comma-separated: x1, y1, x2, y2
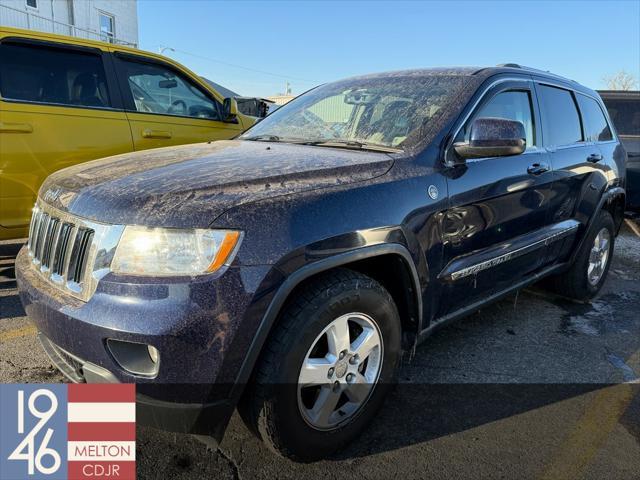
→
(111, 226, 242, 276)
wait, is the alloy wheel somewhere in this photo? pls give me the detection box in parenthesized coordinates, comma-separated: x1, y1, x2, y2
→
(587, 227, 611, 286)
(297, 312, 383, 430)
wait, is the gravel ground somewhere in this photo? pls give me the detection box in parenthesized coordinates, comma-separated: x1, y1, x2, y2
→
(1, 221, 639, 479)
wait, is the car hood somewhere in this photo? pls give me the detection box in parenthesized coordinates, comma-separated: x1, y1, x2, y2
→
(39, 140, 394, 227)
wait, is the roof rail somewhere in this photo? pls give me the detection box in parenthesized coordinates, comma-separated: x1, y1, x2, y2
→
(495, 63, 578, 84)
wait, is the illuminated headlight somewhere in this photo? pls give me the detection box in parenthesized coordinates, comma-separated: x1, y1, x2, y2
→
(111, 227, 242, 276)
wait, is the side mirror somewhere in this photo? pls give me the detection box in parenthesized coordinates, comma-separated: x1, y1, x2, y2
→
(453, 117, 526, 160)
(223, 97, 239, 123)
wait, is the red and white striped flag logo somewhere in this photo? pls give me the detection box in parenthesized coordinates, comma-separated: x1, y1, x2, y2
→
(67, 384, 136, 480)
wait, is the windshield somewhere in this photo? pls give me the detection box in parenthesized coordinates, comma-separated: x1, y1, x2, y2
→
(240, 74, 469, 150)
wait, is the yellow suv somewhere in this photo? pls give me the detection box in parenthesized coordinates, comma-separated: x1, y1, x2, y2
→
(0, 27, 253, 240)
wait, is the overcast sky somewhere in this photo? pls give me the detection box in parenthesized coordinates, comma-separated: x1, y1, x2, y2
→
(138, 0, 640, 98)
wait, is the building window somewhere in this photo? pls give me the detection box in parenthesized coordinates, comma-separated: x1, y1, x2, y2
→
(26, 0, 38, 9)
(99, 13, 115, 43)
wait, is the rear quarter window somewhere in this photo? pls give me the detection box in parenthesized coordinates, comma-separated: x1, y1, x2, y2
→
(537, 85, 582, 147)
(576, 94, 613, 142)
(0, 42, 111, 109)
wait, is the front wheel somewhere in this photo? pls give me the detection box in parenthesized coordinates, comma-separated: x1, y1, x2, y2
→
(548, 210, 615, 301)
(239, 269, 402, 461)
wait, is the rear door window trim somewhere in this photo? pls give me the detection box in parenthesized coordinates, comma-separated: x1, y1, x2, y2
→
(534, 82, 586, 150)
(0, 37, 124, 112)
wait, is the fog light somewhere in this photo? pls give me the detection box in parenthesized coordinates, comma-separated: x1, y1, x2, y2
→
(107, 339, 160, 377)
(148, 345, 159, 364)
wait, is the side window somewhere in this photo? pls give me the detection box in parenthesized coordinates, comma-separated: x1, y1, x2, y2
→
(461, 90, 535, 148)
(0, 42, 111, 108)
(118, 58, 221, 120)
(576, 94, 613, 142)
(537, 85, 582, 147)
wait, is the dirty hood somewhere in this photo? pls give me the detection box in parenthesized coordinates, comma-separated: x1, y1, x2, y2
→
(40, 140, 394, 227)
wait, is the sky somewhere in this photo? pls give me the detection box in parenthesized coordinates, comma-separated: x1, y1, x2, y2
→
(137, 0, 640, 98)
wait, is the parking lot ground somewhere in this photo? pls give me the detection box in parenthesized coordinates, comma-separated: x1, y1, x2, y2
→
(1, 221, 639, 479)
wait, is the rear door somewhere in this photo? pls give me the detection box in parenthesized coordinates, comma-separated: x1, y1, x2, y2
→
(112, 53, 244, 151)
(0, 36, 132, 238)
(437, 78, 557, 318)
(599, 94, 638, 209)
(534, 83, 606, 238)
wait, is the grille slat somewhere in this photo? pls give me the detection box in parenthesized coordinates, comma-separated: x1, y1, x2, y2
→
(68, 229, 94, 284)
(34, 213, 50, 262)
(52, 223, 73, 276)
(41, 218, 60, 269)
(27, 208, 39, 251)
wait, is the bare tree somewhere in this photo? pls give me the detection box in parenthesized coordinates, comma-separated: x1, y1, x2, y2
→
(603, 70, 639, 90)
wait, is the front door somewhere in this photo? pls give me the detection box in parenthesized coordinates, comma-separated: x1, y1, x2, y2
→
(112, 54, 243, 151)
(436, 79, 555, 318)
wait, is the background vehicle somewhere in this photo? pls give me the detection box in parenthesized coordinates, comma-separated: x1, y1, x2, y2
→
(16, 65, 626, 461)
(599, 90, 640, 212)
(0, 27, 254, 240)
(202, 77, 275, 118)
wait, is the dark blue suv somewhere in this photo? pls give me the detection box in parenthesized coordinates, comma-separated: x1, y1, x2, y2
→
(16, 64, 627, 461)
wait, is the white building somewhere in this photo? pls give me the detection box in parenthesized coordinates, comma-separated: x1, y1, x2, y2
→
(0, 0, 138, 47)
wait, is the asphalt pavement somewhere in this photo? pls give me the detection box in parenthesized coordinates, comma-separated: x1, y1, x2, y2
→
(1, 221, 639, 479)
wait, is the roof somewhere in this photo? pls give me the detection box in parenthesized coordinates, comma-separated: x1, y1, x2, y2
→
(338, 64, 598, 97)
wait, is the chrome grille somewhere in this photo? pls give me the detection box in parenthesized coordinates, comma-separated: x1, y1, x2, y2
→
(27, 201, 124, 301)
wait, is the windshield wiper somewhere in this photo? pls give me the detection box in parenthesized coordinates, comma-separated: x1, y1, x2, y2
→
(242, 134, 282, 142)
(303, 139, 402, 153)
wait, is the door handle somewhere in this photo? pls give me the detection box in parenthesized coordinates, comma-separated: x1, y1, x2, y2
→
(587, 153, 603, 163)
(142, 129, 172, 139)
(527, 162, 550, 175)
(0, 122, 33, 133)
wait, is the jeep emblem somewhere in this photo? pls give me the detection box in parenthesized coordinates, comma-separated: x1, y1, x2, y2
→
(43, 188, 63, 203)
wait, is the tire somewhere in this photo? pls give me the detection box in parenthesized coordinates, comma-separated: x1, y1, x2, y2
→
(548, 210, 615, 301)
(238, 268, 402, 461)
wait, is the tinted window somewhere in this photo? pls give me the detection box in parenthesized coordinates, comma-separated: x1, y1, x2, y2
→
(537, 85, 582, 147)
(577, 94, 613, 142)
(119, 58, 220, 120)
(0, 42, 111, 108)
(601, 98, 640, 136)
(460, 90, 535, 148)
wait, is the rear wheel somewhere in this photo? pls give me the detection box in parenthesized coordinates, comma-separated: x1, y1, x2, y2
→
(548, 210, 615, 301)
(239, 269, 402, 461)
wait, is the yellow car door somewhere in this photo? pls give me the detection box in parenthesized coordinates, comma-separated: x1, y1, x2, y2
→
(0, 35, 133, 240)
(111, 52, 245, 150)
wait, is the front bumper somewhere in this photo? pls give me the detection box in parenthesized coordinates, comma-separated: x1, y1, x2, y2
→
(15, 247, 271, 435)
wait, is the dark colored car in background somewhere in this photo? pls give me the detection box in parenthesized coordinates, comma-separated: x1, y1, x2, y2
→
(16, 65, 626, 461)
(202, 77, 275, 118)
(599, 90, 640, 211)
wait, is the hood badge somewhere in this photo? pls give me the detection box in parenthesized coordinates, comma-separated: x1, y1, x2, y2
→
(43, 187, 63, 203)
(428, 185, 439, 200)
(43, 188, 76, 207)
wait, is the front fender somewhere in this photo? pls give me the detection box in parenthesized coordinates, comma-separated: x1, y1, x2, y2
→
(228, 241, 423, 400)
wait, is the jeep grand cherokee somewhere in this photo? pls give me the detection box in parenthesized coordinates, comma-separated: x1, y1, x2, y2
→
(16, 64, 626, 461)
